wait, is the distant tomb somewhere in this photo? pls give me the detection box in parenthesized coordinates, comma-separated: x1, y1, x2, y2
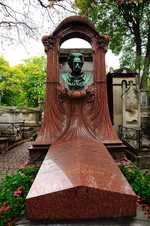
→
(107, 68, 138, 130)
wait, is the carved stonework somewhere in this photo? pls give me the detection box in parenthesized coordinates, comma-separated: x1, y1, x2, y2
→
(36, 16, 120, 145)
(42, 35, 54, 53)
(26, 16, 136, 221)
(122, 80, 140, 128)
(98, 35, 110, 51)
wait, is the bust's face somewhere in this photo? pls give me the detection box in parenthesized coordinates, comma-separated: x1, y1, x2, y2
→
(72, 57, 83, 74)
(68, 53, 84, 76)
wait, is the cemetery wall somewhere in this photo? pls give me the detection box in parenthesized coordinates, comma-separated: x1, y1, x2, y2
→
(0, 106, 41, 141)
(0, 106, 41, 126)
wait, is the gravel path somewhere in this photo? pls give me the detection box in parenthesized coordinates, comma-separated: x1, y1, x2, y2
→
(0, 141, 31, 180)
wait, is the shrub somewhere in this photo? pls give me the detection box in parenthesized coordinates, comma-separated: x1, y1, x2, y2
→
(119, 160, 150, 204)
(0, 166, 39, 226)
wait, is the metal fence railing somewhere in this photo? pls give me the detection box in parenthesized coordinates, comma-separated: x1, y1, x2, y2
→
(0, 121, 25, 140)
(118, 125, 143, 152)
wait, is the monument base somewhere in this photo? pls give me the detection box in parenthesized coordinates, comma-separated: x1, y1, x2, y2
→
(26, 139, 136, 220)
(26, 186, 136, 220)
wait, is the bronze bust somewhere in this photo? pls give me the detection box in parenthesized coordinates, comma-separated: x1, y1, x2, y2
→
(60, 53, 92, 91)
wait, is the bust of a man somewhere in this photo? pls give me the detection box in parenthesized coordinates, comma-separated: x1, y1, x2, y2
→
(60, 53, 92, 91)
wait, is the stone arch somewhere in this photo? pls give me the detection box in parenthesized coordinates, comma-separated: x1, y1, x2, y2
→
(36, 16, 121, 145)
(53, 16, 99, 45)
(42, 16, 109, 82)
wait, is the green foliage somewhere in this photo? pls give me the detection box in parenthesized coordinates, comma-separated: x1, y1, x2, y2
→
(75, 0, 92, 13)
(0, 61, 26, 106)
(20, 57, 46, 107)
(0, 166, 39, 226)
(120, 163, 150, 203)
(147, 77, 150, 94)
(75, 1, 127, 53)
(75, 0, 150, 88)
(0, 56, 46, 107)
(76, 0, 126, 55)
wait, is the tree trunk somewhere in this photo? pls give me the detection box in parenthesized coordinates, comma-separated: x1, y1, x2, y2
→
(140, 24, 150, 90)
(132, 20, 142, 87)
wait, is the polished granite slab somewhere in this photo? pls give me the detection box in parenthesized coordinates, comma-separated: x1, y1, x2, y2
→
(26, 139, 136, 220)
(16, 207, 149, 226)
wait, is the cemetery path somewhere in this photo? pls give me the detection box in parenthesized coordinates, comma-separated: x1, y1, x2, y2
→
(0, 141, 31, 180)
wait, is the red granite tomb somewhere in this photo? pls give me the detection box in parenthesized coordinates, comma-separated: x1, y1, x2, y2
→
(25, 16, 136, 220)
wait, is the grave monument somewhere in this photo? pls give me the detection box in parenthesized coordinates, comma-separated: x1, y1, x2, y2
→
(26, 16, 136, 220)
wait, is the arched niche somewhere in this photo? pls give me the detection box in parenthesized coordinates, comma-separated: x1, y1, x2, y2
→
(60, 38, 91, 48)
(42, 16, 109, 83)
(59, 38, 93, 82)
(36, 16, 120, 145)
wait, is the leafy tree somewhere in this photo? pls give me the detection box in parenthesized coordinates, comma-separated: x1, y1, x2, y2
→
(75, 0, 150, 89)
(0, 57, 26, 106)
(0, 57, 9, 105)
(20, 56, 46, 107)
(0, 56, 46, 107)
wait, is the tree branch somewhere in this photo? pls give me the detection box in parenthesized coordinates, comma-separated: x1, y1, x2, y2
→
(53, 3, 76, 14)
(0, 2, 24, 16)
(37, 0, 49, 8)
(0, 21, 35, 31)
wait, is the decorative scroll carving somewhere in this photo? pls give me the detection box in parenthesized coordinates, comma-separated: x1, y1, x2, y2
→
(84, 83, 120, 143)
(98, 35, 110, 51)
(42, 35, 54, 53)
